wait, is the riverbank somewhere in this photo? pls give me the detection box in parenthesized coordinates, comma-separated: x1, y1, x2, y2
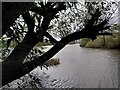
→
(80, 33, 120, 49)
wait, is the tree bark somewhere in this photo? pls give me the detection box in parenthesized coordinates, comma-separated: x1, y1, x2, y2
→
(2, 33, 40, 86)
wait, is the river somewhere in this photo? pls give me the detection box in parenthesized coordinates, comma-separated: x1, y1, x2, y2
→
(3, 44, 120, 88)
(33, 44, 119, 88)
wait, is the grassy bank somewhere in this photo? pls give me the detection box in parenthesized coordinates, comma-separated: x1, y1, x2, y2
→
(80, 33, 120, 49)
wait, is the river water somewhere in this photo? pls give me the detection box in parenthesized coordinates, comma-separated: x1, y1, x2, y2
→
(3, 44, 119, 88)
(32, 44, 119, 88)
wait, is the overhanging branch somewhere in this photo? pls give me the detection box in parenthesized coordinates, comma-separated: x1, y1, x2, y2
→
(24, 18, 111, 71)
(22, 8, 111, 74)
(45, 32, 58, 44)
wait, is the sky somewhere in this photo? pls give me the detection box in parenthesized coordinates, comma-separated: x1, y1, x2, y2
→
(109, 1, 120, 24)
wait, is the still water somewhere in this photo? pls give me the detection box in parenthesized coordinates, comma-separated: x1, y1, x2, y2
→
(33, 44, 119, 88)
(3, 44, 119, 88)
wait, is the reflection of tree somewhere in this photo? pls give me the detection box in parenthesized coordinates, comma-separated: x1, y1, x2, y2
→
(1, 1, 117, 86)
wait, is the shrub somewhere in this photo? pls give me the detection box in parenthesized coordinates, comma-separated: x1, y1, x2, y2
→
(80, 38, 91, 47)
(81, 33, 120, 49)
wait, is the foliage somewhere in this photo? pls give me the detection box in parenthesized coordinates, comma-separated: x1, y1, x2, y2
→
(5, 15, 27, 47)
(80, 38, 91, 47)
(85, 36, 105, 48)
(80, 33, 120, 49)
(84, 1, 118, 26)
(48, 2, 86, 38)
(110, 24, 120, 31)
(23, 47, 44, 63)
(0, 36, 13, 61)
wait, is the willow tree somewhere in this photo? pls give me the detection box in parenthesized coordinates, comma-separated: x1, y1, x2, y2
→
(1, 1, 114, 86)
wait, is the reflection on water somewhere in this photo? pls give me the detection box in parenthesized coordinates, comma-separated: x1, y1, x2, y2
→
(2, 44, 119, 88)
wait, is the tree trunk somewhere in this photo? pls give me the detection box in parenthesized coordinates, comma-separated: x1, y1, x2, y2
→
(2, 33, 39, 86)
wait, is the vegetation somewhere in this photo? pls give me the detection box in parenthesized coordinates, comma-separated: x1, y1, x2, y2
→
(80, 23, 120, 49)
(80, 38, 91, 47)
(80, 33, 120, 49)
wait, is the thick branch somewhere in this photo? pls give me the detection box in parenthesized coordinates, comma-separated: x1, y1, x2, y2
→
(31, 3, 66, 42)
(45, 32, 58, 44)
(24, 14, 111, 67)
(30, 2, 66, 17)
(22, 12, 35, 33)
(35, 11, 57, 42)
(24, 19, 110, 75)
(41, 15, 54, 31)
